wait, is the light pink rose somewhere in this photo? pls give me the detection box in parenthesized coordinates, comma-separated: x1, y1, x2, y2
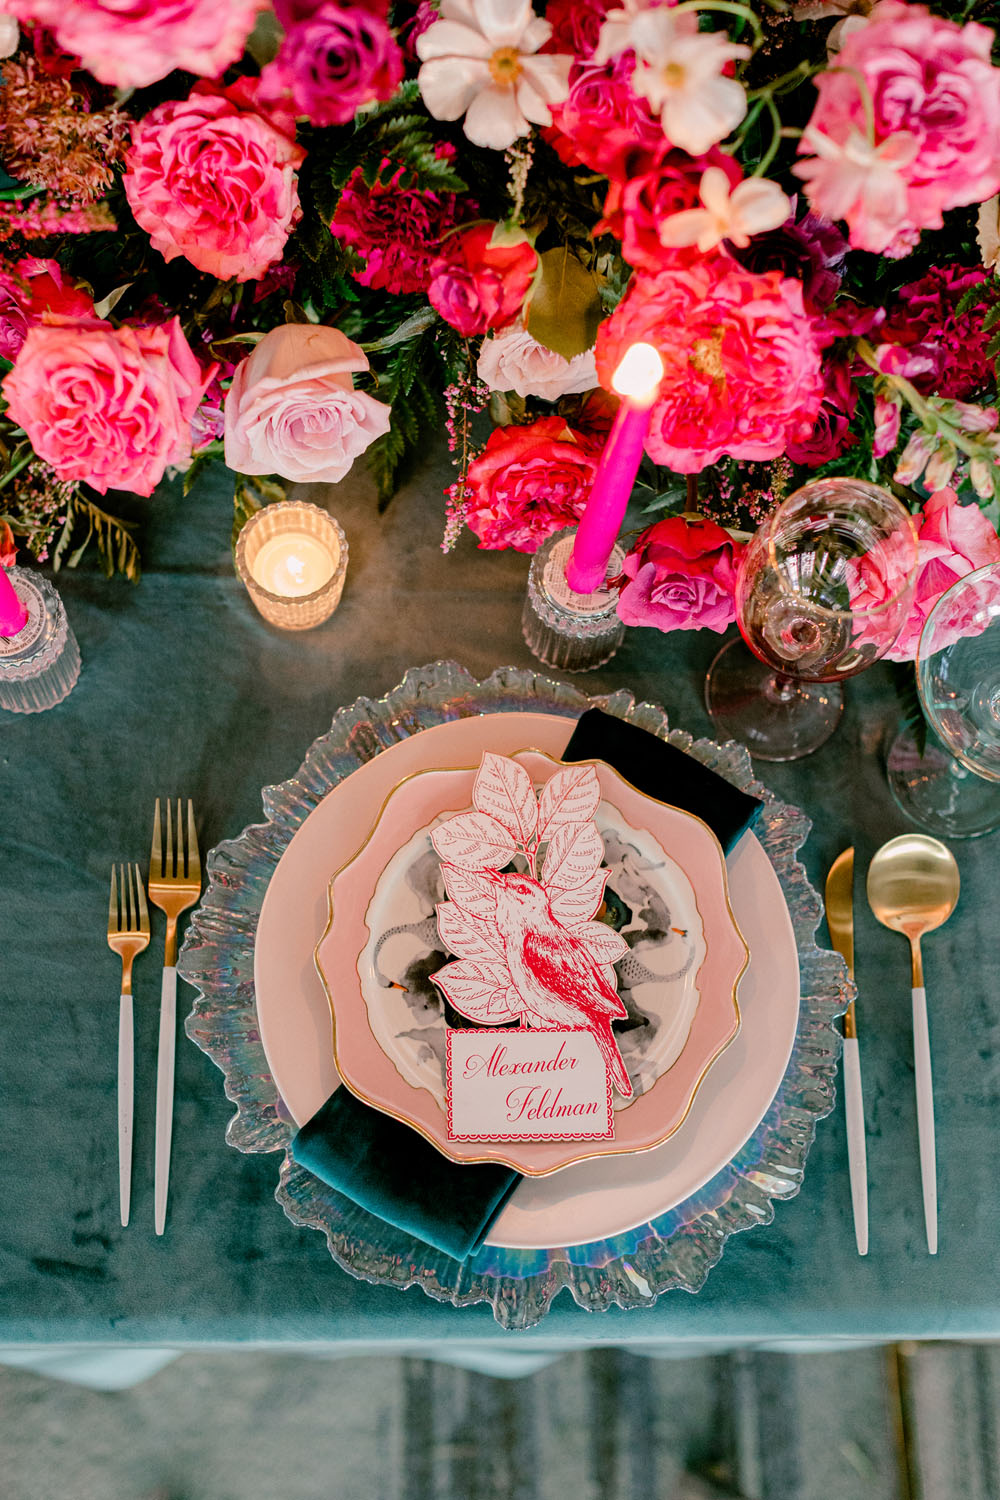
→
(1, 0, 263, 88)
(1, 317, 212, 496)
(124, 83, 304, 284)
(850, 489, 1000, 661)
(476, 323, 597, 401)
(224, 324, 392, 483)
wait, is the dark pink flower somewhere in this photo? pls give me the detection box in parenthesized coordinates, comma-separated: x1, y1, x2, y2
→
(725, 204, 847, 311)
(595, 259, 827, 473)
(785, 356, 858, 466)
(881, 265, 994, 401)
(465, 416, 596, 552)
(260, 1, 402, 126)
(598, 145, 739, 273)
(544, 54, 662, 178)
(0, 256, 94, 361)
(428, 224, 538, 338)
(616, 517, 744, 633)
(331, 158, 476, 296)
(543, 0, 617, 58)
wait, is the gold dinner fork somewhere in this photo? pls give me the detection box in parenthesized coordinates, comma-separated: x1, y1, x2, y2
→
(148, 799, 201, 1236)
(107, 864, 150, 1229)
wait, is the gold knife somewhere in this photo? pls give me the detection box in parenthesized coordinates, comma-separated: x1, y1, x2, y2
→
(824, 848, 869, 1256)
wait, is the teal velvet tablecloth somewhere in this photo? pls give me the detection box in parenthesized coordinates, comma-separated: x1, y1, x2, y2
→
(2, 448, 999, 1355)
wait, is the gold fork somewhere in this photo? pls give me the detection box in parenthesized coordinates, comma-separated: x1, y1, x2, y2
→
(148, 799, 201, 1236)
(107, 864, 150, 1228)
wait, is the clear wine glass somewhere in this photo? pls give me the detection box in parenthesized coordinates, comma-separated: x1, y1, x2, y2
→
(705, 478, 920, 761)
(887, 561, 1000, 838)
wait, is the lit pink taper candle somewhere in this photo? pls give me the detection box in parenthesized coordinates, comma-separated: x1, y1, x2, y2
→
(566, 342, 665, 595)
(0, 567, 27, 637)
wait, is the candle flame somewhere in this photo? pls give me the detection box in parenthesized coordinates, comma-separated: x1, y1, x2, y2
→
(612, 342, 664, 405)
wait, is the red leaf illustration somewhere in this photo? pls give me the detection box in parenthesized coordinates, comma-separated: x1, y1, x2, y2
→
(473, 752, 538, 847)
(568, 921, 630, 964)
(440, 863, 498, 917)
(547, 868, 609, 924)
(431, 959, 521, 1024)
(540, 821, 604, 892)
(436, 901, 507, 965)
(431, 811, 516, 871)
(536, 763, 601, 841)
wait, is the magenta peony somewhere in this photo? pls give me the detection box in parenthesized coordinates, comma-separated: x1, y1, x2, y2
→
(0, 256, 94, 361)
(1, 0, 263, 89)
(260, 1, 403, 127)
(465, 416, 596, 552)
(795, 1, 1000, 253)
(2, 317, 211, 495)
(616, 517, 744, 632)
(595, 260, 827, 473)
(223, 323, 391, 484)
(123, 83, 304, 285)
(330, 159, 476, 296)
(428, 225, 538, 338)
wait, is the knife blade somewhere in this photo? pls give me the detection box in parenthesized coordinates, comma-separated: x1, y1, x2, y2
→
(824, 847, 869, 1257)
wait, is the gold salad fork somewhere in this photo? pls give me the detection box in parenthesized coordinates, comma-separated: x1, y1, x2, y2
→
(107, 864, 150, 1228)
(148, 799, 201, 1236)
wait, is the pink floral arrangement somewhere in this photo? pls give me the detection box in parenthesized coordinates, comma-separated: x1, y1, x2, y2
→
(0, 0, 997, 637)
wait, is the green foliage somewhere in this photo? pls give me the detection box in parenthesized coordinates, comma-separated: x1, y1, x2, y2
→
(890, 661, 928, 758)
(956, 271, 1000, 365)
(53, 495, 141, 581)
(365, 327, 447, 507)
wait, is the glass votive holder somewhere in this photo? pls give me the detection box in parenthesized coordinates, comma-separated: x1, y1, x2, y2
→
(522, 531, 626, 672)
(0, 567, 81, 713)
(235, 500, 348, 631)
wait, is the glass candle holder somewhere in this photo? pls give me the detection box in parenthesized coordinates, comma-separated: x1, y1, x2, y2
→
(522, 531, 626, 672)
(0, 567, 81, 713)
(235, 500, 348, 631)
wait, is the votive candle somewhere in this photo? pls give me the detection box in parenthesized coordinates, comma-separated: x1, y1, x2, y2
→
(235, 500, 348, 630)
(566, 342, 664, 595)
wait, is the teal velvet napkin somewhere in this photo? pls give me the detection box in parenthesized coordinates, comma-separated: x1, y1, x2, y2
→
(290, 709, 764, 1260)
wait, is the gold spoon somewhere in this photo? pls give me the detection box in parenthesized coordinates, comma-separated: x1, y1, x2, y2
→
(867, 834, 960, 1255)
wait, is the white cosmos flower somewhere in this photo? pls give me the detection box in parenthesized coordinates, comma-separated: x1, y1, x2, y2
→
(659, 167, 791, 253)
(621, 8, 751, 156)
(593, 0, 651, 64)
(416, 0, 572, 152)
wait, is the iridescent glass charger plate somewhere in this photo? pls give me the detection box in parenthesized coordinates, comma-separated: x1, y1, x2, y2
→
(180, 662, 851, 1330)
(316, 749, 747, 1175)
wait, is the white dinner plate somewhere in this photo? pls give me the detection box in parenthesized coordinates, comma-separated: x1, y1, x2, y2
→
(254, 712, 800, 1249)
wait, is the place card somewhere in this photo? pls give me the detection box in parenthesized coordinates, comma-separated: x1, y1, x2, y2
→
(446, 1028, 614, 1143)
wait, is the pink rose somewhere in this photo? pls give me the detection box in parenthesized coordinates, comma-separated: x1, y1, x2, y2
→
(260, 1, 402, 126)
(851, 490, 1000, 661)
(595, 259, 826, 473)
(785, 356, 858, 467)
(428, 224, 539, 338)
(545, 55, 663, 179)
(124, 83, 304, 284)
(616, 517, 744, 633)
(0, 256, 94, 361)
(476, 323, 596, 401)
(465, 416, 597, 552)
(598, 145, 740, 273)
(2, 317, 211, 496)
(223, 323, 392, 483)
(3, 0, 263, 88)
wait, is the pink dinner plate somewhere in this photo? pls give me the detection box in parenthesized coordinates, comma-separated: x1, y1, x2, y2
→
(315, 749, 748, 1175)
(254, 711, 800, 1249)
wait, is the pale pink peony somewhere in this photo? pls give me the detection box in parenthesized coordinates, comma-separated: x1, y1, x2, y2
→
(595, 259, 827, 473)
(124, 84, 304, 284)
(795, 1, 1000, 252)
(476, 322, 597, 400)
(850, 489, 1000, 661)
(1, 317, 211, 496)
(224, 323, 392, 484)
(0, 0, 263, 88)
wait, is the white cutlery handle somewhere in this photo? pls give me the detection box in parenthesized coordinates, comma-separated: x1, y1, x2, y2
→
(118, 992, 133, 1228)
(912, 985, 937, 1255)
(842, 1037, 868, 1256)
(154, 966, 177, 1236)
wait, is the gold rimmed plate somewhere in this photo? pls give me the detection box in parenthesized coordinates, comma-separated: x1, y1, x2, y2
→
(314, 750, 748, 1176)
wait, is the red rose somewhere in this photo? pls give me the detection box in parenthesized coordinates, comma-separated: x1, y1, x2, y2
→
(428, 224, 538, 337)
(544, 55, 662, 179)
(616, 517, 744, 633)
(465, 416, 597, 552)
(598, 145, 740, 273)
(0, 256, 94, 362)
(785, 356, 858, 467)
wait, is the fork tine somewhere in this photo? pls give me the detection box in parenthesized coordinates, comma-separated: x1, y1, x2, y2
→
(152, 798, 163, 879)
(109, 865, 118, 931)
(176, 799, 183, 877)
(166, 798, 174, 878)
(135, 865, 150, 934)
(186, 799, 199, 881)
(128, 862, 138, 933)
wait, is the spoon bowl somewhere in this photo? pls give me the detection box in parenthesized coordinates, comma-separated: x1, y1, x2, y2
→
(866, 833, 959, 1256)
